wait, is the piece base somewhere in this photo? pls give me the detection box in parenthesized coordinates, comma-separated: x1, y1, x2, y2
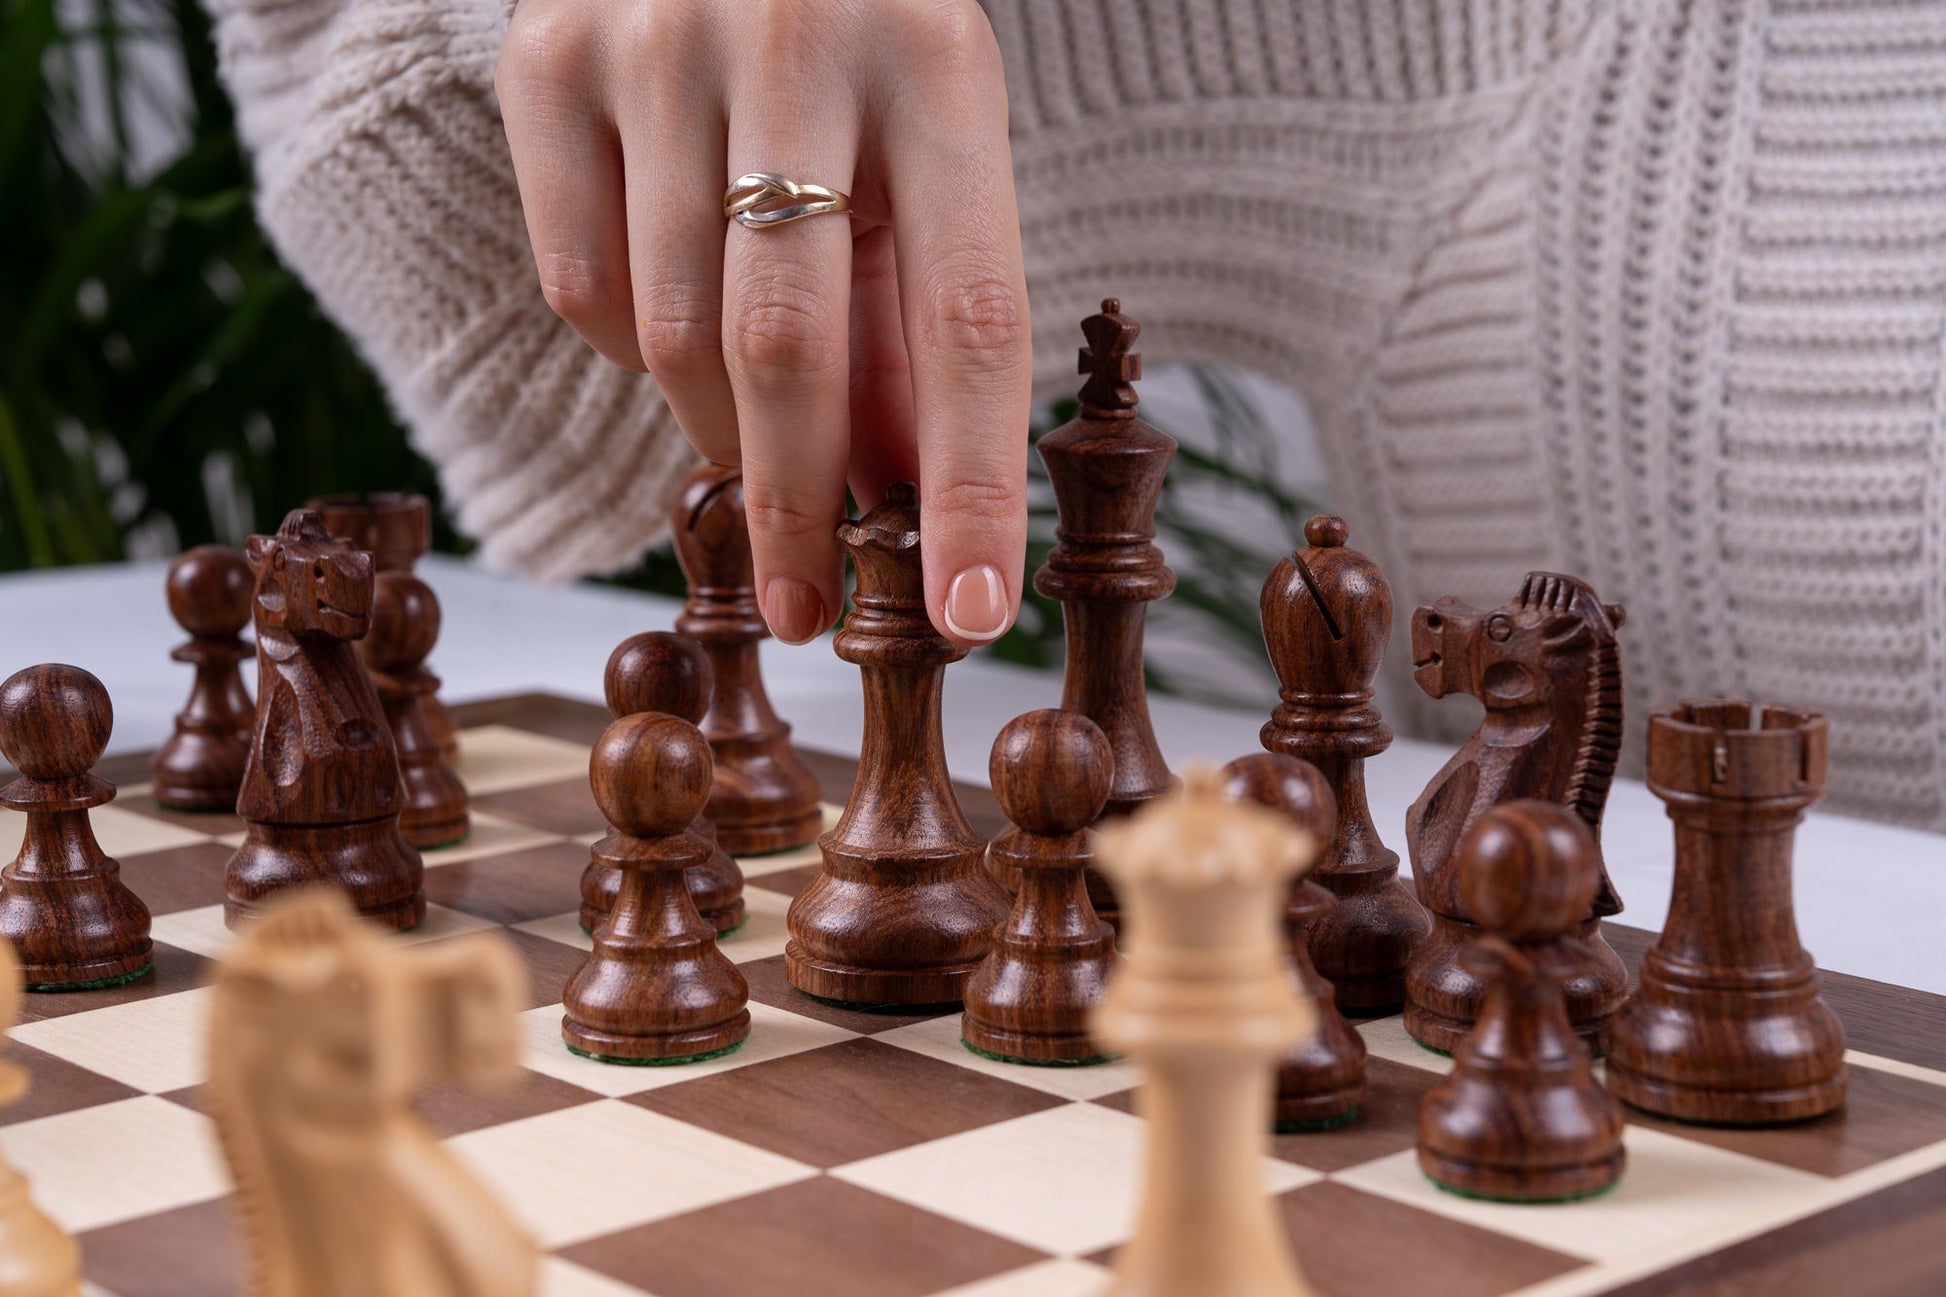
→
(150, 789, 241, 814)
(1406, 1003, 1611, 1059)
(785, 943, 979, 1007)
(1275, 1106, 1362, 1133)
(1419, 1147, 1625, 1203)
(565, 1039, 746, 1068)
(1606, 1059, 1848, 1126)
(24, 961, 153, 993)
(561, 1011, 751, 1065)
(1273, 1087, 1366, 1128)
(712, 807, 824, 858)
(227, 889, 425, 933)
(402, 819, 470, 851)
(961, 1036, 1117, 1069)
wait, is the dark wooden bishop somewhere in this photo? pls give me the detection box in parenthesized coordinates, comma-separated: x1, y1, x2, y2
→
(1221, 752, 1367, 1130)
(1034, 299, 1178, 927)
(786, 483, 1008, 1005)
(562, 709, 751, 1064)
(0, 665, 152, 989)
(582, 633, 746, 936)
(1606, 700, 1846, 1124)
(152, 545, 256, 812)
(226, 510, 424, 931)
(961, 710, 1118, 1065)
(366, 571, 469, 849)
(672, 464, 824, 854)
(1260, 515, 1429, 1011)
(1417, 801, 1625, 1202)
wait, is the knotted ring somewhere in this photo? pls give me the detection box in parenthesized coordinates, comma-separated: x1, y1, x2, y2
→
(723, 172, 853, 229)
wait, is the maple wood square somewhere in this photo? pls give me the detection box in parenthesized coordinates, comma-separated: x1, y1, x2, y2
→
(560, 1177, 1048, 1297)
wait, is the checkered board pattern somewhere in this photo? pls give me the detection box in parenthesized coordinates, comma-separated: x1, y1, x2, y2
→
(4, 695, 1945, 1297)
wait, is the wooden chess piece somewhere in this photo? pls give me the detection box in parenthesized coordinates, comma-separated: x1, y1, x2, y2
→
(1260, 515, 1430, 1011)
(1607, 700, 1847, 1124)
(208, 888, 537, 1297)
(0, 940, 83, 1296)
(582, 632, 746, 936)
(961, 710, 1118, 1065)
(226, 510, 425, 931)
(672, 464, 824, 853)
(0, 665, 153, 990)
(1031, 298, 1178, 926)
(1417, 801, 1627, 1202)
(1093, 768, 1318, 1297)
(153, 544, 257, 811)
(1221, 753, 1367, 1130)
(1403, 572, 1630, 1053)
(785, 483, 1008, 1005)
(562, 711, 751, 1063)
(366, 571, 469, 849)
(309, 492, 459, 764)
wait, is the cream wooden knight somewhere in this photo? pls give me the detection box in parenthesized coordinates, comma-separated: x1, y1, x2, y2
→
(0, 940, 82, 1297)
(1093, 768, 1320, 1297)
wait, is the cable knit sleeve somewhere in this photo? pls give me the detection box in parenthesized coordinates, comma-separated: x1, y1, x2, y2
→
(203, 0, 695, 580)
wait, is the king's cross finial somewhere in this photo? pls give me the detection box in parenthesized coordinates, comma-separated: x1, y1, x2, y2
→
(1077, 298, 1141, 417)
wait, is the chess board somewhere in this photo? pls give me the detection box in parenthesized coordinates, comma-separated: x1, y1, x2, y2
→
(3, 692, 1944, 1297)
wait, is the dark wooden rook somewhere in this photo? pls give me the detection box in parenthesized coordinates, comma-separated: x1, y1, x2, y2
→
(366, 571, 469, 849)
(1031, 298, 1178, 926)
(673, 464, 824, 854)
(1221, 752, 1368, 1130)
(152, 545, 256, 812)
(226, 510, 424, 930)
(962, 710, 1118, 1065)
(562, 710, 750, 1064)
(1418, 801, 1626, 1202)
(1260, 515, 1429, 1011)
(786, 483, 1008, 1005)
(1607, 700, 1847, 1125)
(0, 665, 153, 989)
(583, 632, 746, 937)
(1403, 572, 1629, 1053)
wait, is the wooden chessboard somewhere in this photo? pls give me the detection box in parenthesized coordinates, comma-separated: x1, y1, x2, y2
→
(3, 692, 1944, 1297)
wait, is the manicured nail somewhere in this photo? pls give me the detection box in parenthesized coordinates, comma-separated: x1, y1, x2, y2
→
(944, 564, 1010, 643)
(762, 577, 826, 645)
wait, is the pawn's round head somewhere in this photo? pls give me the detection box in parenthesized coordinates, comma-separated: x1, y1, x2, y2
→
(0, 664, 112, 779)
(605, 632, 711, 724)
(590, 711, 712, 838)
(166, 545, 253, 638)
(364, 572, 440, 672)
(990, 709, 1112, 836)
(1218, 752, 1337, 844)
(1457, 801, 1598, 941)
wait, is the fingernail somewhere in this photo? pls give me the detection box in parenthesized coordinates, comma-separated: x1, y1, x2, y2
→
(944, 565, 1010, 643)
(762, 577, 826, 645)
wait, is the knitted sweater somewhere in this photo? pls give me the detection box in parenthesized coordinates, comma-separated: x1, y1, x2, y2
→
(201, 0, 1946, 831)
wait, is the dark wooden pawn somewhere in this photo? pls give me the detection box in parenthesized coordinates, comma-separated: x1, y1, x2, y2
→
(1418, 801, 1626, 1202)
(561, 710, 750, 1064)
(673, 464, 824, 854)
(962, 710, 1118, 1065)
(152, 545, 256, 811)
(1029, 299, 1178, 926)
(786, 483, 1008, 1005)
(582, 633, 746, 937)
(1261, 515, 1429, 1011)
(0, 665, 153, 989)
(309, 493, 458, 764)
(366, 572, 469, 849)
(1606, 700, 1846, 1125)
(1221, 752, 1368, 1130)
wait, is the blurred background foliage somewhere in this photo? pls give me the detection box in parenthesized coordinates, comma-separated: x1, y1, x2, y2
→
(0, 0, 1318, 703)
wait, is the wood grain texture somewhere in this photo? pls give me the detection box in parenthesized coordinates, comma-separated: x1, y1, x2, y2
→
(672, 465, 824, 855)
(366, 571, 469, 849)
(151, 546, 255, 813)
(1403, 572, 1630, 1053)
(1417, 802, 1626, 1202)
(1607, 700, 1847, 1125)
(961, 710, 1117, 1065)
(0, 664, 152, 989)
(785, 484, 1008, 1006)
(1261, 515, 1430, 1011)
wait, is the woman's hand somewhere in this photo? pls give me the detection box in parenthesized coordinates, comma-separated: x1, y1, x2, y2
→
(497, 0, 1030, 646)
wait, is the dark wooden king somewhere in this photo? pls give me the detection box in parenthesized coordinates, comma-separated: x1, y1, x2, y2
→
(1033, 298, 1178, 926)
(226, 510, 425, 930)
(785, 483, 1008, 1005)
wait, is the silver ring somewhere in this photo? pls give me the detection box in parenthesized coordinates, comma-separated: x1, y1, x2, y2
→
(723, 172, 853, 229)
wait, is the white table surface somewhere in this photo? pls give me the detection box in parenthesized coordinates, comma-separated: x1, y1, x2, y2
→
(5, 557, 1941, 996)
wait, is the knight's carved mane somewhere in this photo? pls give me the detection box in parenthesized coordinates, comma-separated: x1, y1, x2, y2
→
(1515, 573, 1624, 831)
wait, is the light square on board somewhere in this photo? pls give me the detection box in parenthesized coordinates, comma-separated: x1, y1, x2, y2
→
(1355, 1015, 1454, 1075)
(538, 1257, 658, 1297)
(0, 1096, 229, 1233)
(516, 999, 857, 1098)
(151, 901, 497, 960)
(456, 725, 600, 795)
(445, 1098, 815, 1248)
(931, 1258, 1116, 1297)
(871, 1015, 1141, 1101)
(13, 987, 213, 1093)
(417, 810, 565, 867)
(0, 803, 212, 864)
